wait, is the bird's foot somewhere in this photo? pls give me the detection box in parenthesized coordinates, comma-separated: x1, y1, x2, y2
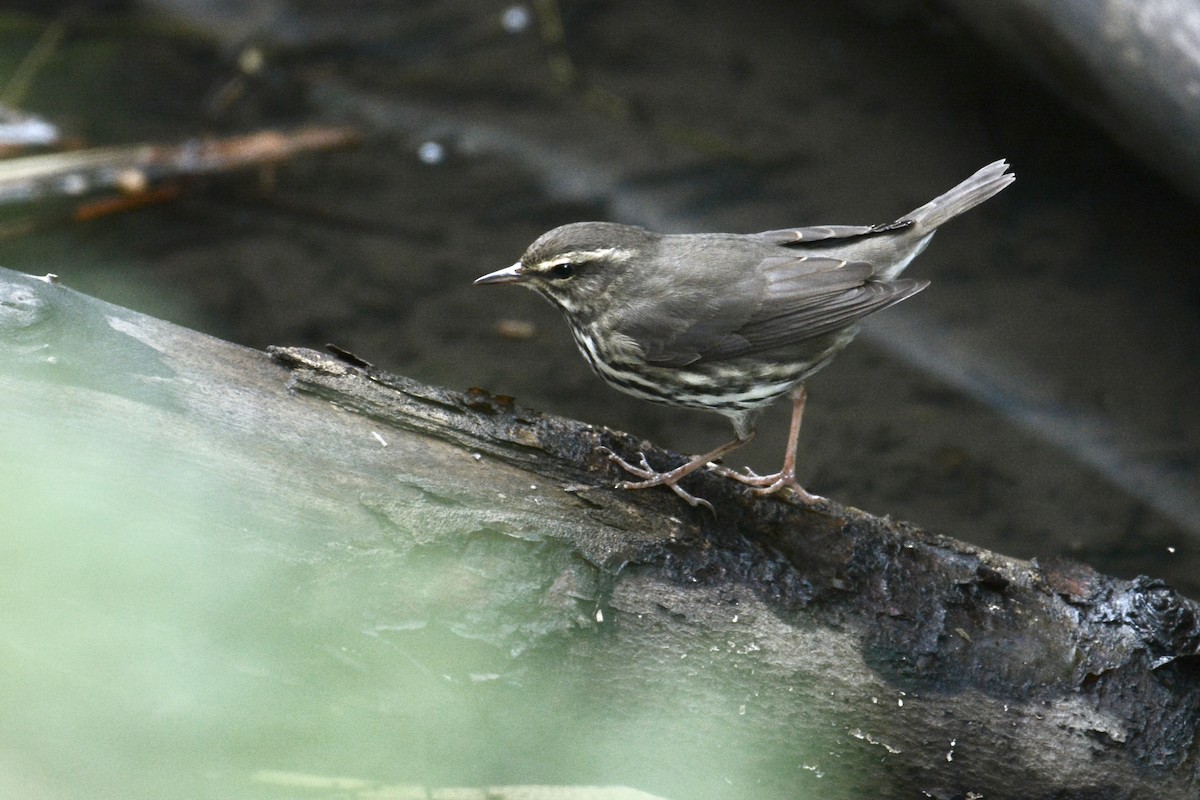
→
(597, 447, 714, 512)
(708, 464, 824, 504)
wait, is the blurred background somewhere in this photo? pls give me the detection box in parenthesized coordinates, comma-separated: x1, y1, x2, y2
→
(2, 1, 1199, 797)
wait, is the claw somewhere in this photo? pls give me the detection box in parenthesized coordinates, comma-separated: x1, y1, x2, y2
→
(726, 468, 823, 504)
(596, 445, 716, 511)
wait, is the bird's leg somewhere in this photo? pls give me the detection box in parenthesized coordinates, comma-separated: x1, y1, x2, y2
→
(711, 385, 824, 503)
(598, 433, 752, 510)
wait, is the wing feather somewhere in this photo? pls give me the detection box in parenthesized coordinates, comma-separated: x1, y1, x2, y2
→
(751, 219, 912, 245)
(713, 278, 927, 358)
(623, 253, 926, 365)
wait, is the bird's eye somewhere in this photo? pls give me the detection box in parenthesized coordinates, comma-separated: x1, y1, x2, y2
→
(549, 262, 575, 280)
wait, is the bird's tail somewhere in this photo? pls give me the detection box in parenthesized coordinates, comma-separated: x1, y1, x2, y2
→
(904, 160, 1014, 234)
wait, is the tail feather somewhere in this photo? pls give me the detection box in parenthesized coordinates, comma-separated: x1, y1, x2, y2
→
(904, 160, 1014, 234)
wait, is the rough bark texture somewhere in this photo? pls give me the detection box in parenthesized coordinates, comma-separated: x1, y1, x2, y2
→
(3, 266, 1197, 798)
(273, 352, 1200, 798)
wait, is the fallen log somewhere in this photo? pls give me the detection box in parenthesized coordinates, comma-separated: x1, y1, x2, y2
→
(1, 266, 1195, 799)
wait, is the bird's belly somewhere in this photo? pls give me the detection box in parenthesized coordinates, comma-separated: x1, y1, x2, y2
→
(575, 336, 806, 411)
(635, 362, 805, 411)
(571, 325, 858, 411)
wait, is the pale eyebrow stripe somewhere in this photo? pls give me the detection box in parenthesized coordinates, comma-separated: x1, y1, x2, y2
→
(532, 247, 632, 269)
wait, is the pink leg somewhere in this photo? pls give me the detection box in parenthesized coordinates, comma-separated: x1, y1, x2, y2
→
(599, 433, 752, 511)
(713, 385, 823, 503)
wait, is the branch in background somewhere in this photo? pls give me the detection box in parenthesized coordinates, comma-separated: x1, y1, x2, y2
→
(0, 126, 359, 236)
(0, 126, 359, 206)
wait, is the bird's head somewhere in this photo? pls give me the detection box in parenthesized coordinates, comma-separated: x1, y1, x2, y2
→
(475, 222, 659, 319)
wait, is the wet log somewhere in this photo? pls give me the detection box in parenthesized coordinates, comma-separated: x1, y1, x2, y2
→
(1, 265, 1196, 799)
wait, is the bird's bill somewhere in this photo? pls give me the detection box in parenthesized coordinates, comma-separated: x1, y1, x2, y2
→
(474, 263, 525, 285)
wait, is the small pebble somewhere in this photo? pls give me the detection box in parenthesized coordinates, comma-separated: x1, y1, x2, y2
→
(501, 5, 531, 33)
(417, 141, 445, 165)
(238, 47, 265, 75)
(116, 169, 148, 194)
(61, 173, 88, 195)
(496, 318, 537, 339)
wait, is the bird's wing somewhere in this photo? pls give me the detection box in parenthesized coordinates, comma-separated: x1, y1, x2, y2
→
(751, 219, 912, 245)
(706, 275, 927, 360)
(621, 254, 925, 366)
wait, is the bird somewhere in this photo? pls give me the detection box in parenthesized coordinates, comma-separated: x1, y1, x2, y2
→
(475, 160, 1014, 509)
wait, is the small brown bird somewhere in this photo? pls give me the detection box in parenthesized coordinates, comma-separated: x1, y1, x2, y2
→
(476, 160, 1014, 508)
